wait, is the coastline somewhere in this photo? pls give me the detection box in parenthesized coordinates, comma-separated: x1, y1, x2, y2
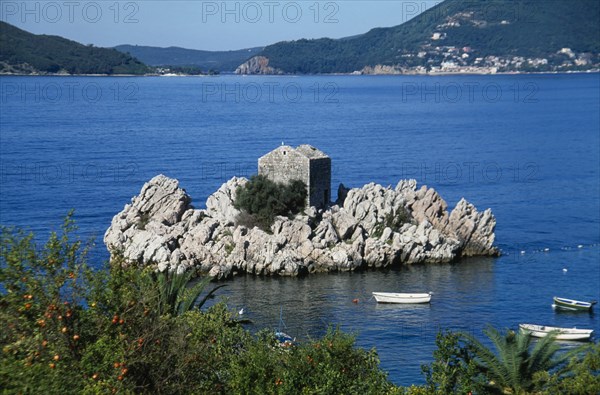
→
(2, 69, 598, 77)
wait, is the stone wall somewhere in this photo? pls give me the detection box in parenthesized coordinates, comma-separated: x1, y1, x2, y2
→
(258, 146, 309, 185)
(309, 157, 331, 208)
(258, 145, 331, 208)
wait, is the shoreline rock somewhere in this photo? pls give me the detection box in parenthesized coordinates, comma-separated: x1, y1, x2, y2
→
(235, 56, 283, 75)
(104, 175, 499, 279)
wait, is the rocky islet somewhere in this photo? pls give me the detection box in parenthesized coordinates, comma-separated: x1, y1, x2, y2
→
(104, 175, 499, 279)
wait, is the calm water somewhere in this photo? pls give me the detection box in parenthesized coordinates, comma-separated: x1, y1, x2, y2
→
(1, 74, 599, 385)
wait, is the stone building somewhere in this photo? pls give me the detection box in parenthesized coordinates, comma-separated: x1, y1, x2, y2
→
(258, 144, 331, 208)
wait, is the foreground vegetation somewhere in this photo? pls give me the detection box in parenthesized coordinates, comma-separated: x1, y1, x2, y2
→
(1, 215, 598, 394)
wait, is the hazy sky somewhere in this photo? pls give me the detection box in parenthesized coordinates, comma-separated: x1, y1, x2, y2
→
(1, 1, 441, 50)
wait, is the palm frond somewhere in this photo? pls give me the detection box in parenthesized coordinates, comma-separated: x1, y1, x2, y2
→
(460, 330, 510, 391)
(528, 330, 561, 372)
(154, 270, 226, 316)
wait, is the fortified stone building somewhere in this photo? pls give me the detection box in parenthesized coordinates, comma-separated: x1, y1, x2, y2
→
(258, 144, 331, 208)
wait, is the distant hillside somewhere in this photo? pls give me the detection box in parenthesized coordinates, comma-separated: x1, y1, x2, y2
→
(242, 0, 600, 74)
(114, 45, 263, 72)
(0, 22, 149, 75)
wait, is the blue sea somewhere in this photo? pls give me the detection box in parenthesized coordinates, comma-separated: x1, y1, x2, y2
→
(1, 73, 599, 386)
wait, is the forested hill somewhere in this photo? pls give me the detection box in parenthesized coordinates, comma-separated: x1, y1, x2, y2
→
(114, 45, 263, 72)
(0, 22, 150, 75)
(249, 0, 600, 74)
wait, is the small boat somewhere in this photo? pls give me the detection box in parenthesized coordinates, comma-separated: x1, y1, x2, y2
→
(519, 324, 594, 341)
(553, 296, 597, 312)
(275, 331, 295, 347)
(275, 307, 295, 347)
(372, 292, 432, 304)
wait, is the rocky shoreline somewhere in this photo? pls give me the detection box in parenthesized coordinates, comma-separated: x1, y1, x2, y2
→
(104, 175, 499, 279)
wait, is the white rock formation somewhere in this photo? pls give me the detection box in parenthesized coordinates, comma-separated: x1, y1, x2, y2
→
(104, 175, 499, 279)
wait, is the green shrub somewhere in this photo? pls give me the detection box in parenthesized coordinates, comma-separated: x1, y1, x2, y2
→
(4, 215, 596, 394)
(421, 330, 482, 395)
(1, 214, 398, 394)
(371, 207, 412, 239)
(234, 175, 307, 231)
(0, 216, 232, 394)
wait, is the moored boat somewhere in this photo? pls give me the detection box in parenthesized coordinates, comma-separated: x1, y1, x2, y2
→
(553, 296, 597, 311)
(275, 306, 295, 347)
(372, 292, 432, 304)
(519, 323, 594, 341)
(275, 331, 295, 347)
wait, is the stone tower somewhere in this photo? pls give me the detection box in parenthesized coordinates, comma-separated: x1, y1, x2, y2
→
(258, 144, 331, 208)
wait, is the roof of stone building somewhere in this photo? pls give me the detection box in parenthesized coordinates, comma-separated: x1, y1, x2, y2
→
(259, 145, 330, 161)
(294, 144, 329, 159)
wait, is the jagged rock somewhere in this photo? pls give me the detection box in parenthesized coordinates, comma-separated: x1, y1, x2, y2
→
(206, 177, 246, 225)
(104, 174, 192, 252)
(332, 211, 357, 240)
(105, 175, 499, 278)
(364, 238, 399, 268)
(448, 198, 499, 257)
(336, 183, 350, 205)
(272, 217, 312, 245)
(312, 219, 339, 247)
(343, 183, 408, 234)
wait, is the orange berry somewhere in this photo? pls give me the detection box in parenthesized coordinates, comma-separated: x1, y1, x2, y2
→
(24, 303, 32, 310)
(114, 362, 120, 369)
(117, 375, 123, 381)
(121, 367, 128, 375)
(73, 334, 80, 341)
(61, 327, 68, 333)
(49, 363, 56, 369)
(53, 355, 60, 361)
(92, 373, 99, 380)
(41, 340, 48, 347)
(119, 319, 124, 325)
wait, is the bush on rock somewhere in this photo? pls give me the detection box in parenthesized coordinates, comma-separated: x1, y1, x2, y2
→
(234, 175, 307, 231)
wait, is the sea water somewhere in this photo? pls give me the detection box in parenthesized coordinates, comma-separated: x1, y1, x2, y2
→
(1, 73, 598, 385)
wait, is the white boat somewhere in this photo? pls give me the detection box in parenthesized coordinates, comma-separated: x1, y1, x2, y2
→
(552, 296, 597, 311)
(372, 292, 432, 304)
(519, 324, 594, 341)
